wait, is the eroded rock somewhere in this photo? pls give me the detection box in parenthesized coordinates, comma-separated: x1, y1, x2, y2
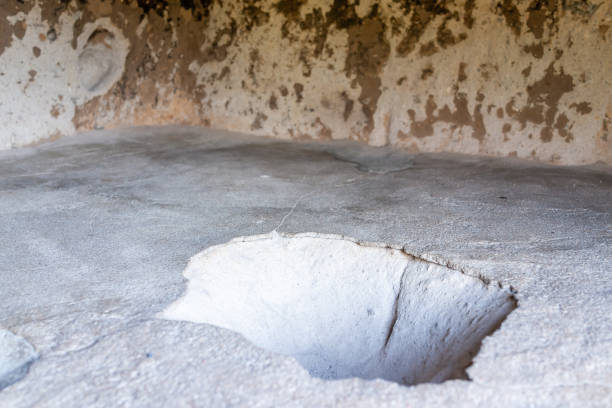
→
(161, 232, 517, 385)
(0, 329, 38, 391)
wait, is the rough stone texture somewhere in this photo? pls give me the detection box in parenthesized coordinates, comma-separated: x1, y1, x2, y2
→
(0, 329, 38, 391)
(0, 126, 610, 407)
(161, 232, 517, 385)
(0, 1, 610, 164)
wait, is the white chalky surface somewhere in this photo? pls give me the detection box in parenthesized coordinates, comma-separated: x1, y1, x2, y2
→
(0, 126, 611, 407)
(0, 329, 38, 391)
(162, 232, 516, 385)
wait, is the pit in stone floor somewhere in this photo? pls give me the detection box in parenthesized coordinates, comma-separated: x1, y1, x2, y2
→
(161, 232, 517, 386)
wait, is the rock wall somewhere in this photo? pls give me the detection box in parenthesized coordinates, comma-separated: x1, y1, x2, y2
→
(1, 0, 610, 164)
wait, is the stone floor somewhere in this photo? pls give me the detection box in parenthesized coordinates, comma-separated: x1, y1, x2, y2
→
(0, 126, 610, 407)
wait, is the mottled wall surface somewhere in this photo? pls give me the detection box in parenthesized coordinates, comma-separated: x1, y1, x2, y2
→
(1, 1, 610, 164)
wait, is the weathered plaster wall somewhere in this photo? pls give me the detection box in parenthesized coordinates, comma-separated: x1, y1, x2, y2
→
(1, 1, 610, 164)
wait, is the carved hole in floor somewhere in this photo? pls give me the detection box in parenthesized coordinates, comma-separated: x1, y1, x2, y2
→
(161, 232, 517, 386)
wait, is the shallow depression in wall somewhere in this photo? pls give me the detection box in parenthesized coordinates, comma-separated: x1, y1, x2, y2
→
(161, 232, 517, 386)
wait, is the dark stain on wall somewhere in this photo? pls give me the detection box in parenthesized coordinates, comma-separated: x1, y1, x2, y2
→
(343, 5, 390, 137)
(569, 101, 592, 114)
(464, 0, 476, 29)
(268, 93, 278, 110)
(341, 91, 353, 121)
(505, 55, 575, 143)
(436, 15, 466, 49)
(406, 93, 486, 142)
(294, 83, 304, 103)
(395, 0, 450, 56)
(218, 66, 231, 81)
(273, 1, 392, 138)
(524, 43, 544, 58)
(243, 1, 270, 31)
(2, 0, 607, 162)
(0, 21, 14, 56)
(526, 0, 558, 40)
(421, 66, 434, 80)
(274, 0, 306, 18)
(251, 112, 267, 130)
(458, 63, 467, 82)
(314, 117, 332, 139)
(0, 2, 28, 56)
(135, 0, 212, 21)
(563, 0, 600, 17)
(522, 64, 532, 77)
(135, 0, 170, 17)
(248, 49, 260, 84)
(496, 0, 522, 36)
(13, 20, 26, 40)
(419, 41, 438, 56)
